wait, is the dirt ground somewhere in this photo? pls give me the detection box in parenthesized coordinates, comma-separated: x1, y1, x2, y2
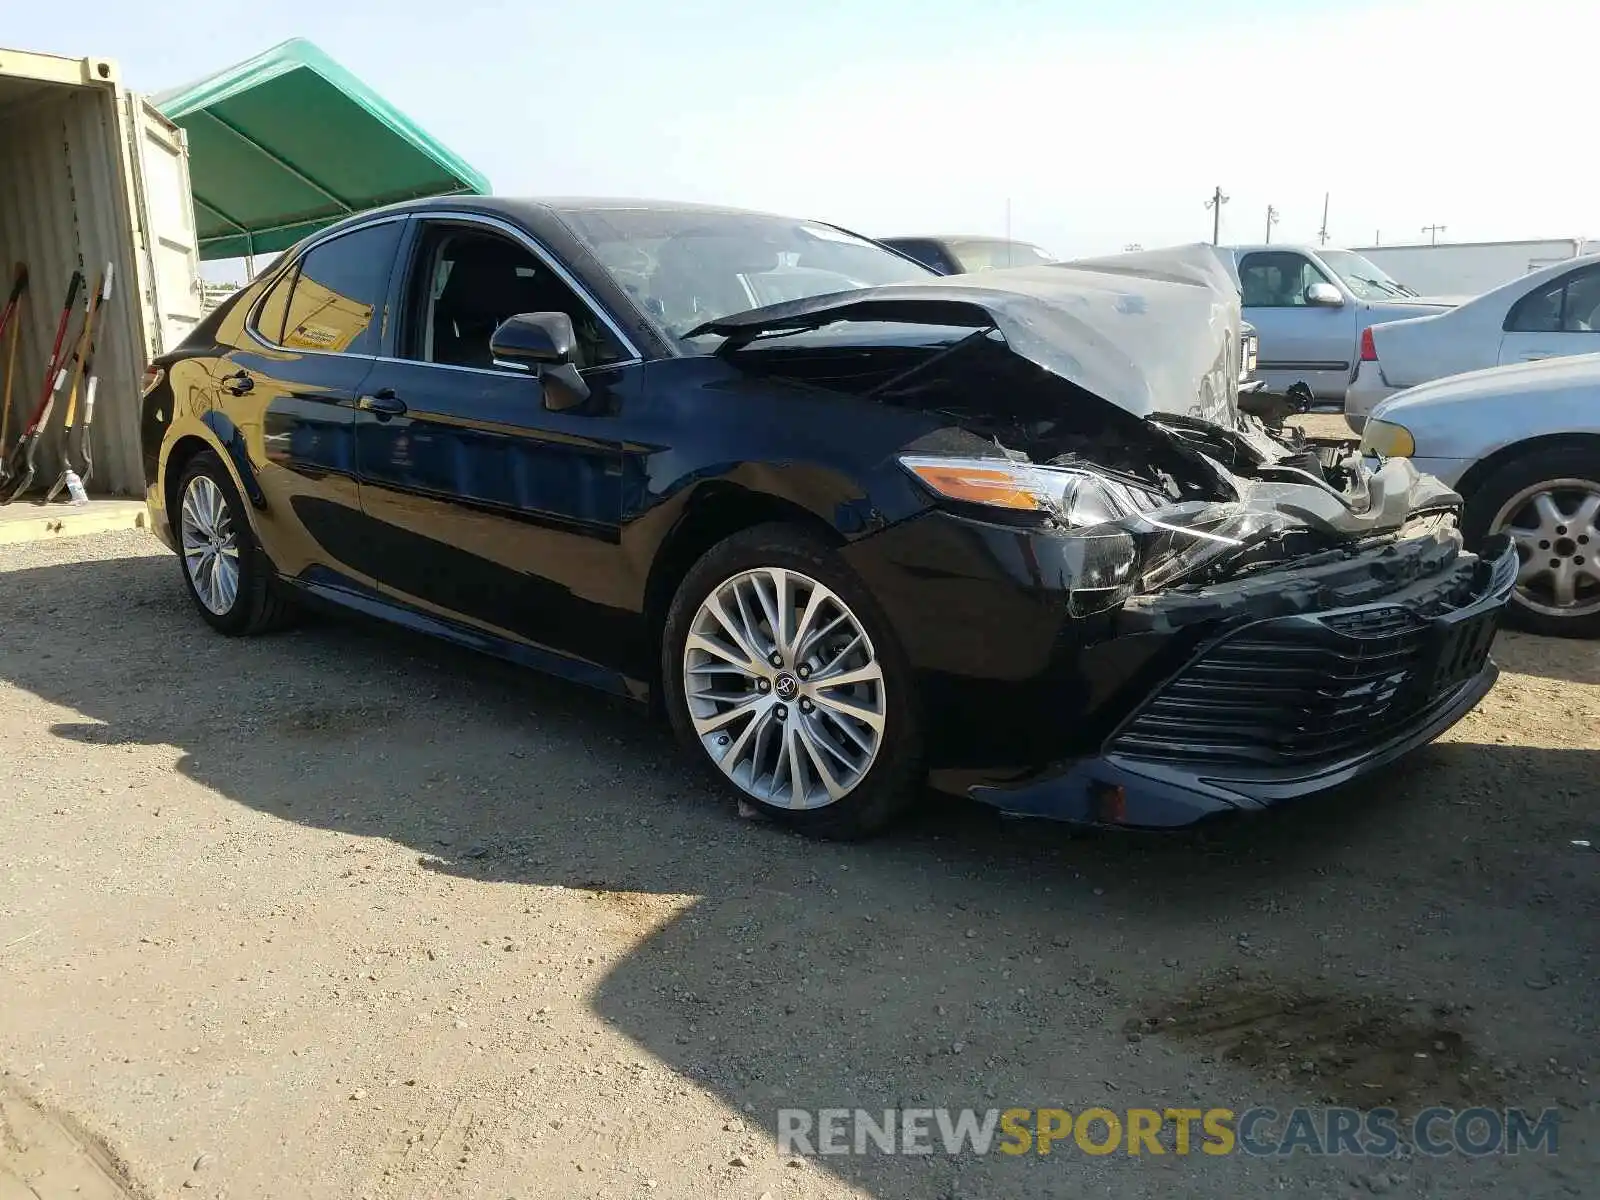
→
(1, 528, 1595, 1200)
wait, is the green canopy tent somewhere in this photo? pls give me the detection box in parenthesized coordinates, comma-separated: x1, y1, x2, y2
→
(155, 38, 490, 265)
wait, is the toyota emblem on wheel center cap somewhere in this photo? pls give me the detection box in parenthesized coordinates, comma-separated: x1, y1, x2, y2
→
(774, 673, 800, 700)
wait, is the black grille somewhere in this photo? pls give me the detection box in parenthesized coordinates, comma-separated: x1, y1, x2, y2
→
(1111, 602, 1499, 769)
(1320, 605, 1426, 639)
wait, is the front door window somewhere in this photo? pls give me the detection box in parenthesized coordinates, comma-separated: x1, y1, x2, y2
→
(1238, 252, 1333, 308)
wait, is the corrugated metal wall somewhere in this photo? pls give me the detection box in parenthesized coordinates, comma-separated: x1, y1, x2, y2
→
(0, 81, 147, 497)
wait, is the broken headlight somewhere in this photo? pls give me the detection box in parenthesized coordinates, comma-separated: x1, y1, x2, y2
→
(898, 455, 1166, 524)
(899, 455, 1296, 613)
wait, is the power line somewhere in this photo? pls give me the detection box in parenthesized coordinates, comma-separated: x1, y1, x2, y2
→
(1205, 186, 1229, 245)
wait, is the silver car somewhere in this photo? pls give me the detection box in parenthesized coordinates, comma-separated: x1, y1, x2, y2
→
(1361, 352, 1600, 637)
(1213, 244, 1465, 404)
(1346, 252, 1600, 430)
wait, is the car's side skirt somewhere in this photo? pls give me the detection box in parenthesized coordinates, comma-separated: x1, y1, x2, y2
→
(282, 567, 646, 702)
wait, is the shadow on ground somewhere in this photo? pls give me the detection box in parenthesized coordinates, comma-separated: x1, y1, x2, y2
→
(1491, 629, 1600, 687)
(4, 551, 1597, 1198)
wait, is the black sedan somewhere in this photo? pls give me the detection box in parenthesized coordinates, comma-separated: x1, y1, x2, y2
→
(140, 197, 1517, 839)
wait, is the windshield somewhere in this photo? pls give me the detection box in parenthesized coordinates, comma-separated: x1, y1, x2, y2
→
(1317, 250, 1419, 300)
(556, 206, 937, 345)
(947, 238, 1057, 271)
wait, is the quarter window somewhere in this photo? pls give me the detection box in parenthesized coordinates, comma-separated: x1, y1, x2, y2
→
(261, 221, 403, 356)
(1238, 252, 1333, 308)
(1506, 266, 1600, 333)
(253, 266, 297, 345)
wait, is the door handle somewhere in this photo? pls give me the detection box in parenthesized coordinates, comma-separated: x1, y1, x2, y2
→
(222, 369, 254, 396)
(357, 389, 407, 418)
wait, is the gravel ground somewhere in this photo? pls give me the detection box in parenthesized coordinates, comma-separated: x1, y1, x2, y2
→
(0, 528, 1595, 1200)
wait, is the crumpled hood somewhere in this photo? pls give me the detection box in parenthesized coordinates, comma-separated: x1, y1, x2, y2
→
(692, 244, 1244, 424)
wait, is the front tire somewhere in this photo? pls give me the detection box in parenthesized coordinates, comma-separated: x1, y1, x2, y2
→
(174, 449, 295, 636)
(661, 523, 923, 840)
(1462, 445, 1600, 639)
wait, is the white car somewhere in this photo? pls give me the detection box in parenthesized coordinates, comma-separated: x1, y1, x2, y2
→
(1347, 252, 1600, 430)
(1360, 352, 1600, 638)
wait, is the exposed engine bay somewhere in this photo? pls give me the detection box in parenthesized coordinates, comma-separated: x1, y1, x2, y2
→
(696, 249, 1467, 600)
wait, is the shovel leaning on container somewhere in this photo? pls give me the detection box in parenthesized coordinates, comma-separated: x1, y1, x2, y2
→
(0, 262, 29, 485)
(0, 267, 83, 503)
(43, 265, 113, 505)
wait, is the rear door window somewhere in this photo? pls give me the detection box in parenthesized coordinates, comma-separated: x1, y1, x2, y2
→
(1505, 266, 1600, 333)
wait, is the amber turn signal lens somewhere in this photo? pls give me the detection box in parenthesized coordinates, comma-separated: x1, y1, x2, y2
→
(902, 459, 1045, 511)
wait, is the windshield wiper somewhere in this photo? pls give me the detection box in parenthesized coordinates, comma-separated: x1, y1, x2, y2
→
(1354, 276, 1408, 299)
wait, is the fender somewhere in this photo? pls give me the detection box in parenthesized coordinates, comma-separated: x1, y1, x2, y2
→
(199, 409, 268, 511)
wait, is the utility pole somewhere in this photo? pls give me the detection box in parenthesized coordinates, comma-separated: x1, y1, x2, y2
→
(1264, 205, 1280, 244)
(1318, 192, 1330, 246)
(1423, 223, 1447, 245)
(1205, 186, 1229, 245)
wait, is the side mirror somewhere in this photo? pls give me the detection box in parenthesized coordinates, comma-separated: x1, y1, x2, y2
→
(1305, 281, 1344, 307)
(490, 311, 576, 369)
(489, 311, 591, 411)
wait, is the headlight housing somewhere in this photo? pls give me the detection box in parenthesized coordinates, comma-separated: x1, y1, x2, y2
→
(898, 455, 1163, 524)
(1360, 418, 1416, 459)
(899, 455, 1294, 613)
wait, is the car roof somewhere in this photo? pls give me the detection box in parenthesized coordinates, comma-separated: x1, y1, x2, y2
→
(886, 234, 1048, 247)
(332, 194, 809, 226)
(1223, 244, 1327, 255)
(1458, 249, 1600, 310)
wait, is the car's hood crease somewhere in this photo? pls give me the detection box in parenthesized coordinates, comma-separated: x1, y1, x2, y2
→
(693, 244, 1246, 426)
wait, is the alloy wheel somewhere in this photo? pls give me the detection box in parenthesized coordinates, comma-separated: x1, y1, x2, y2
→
(682, 567, 886, 810)
(1493, 477, 1600, 620)
(180, 474, 241, 616)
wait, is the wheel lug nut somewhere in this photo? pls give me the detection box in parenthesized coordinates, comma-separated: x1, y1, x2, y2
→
(800, 699, 813, 713)
(769, 652, 783, 668)
(775, 705, 788, 721)
(797, 665, 810, 679)
(757, 679, 770, 692)
(716, 734, 730, 747)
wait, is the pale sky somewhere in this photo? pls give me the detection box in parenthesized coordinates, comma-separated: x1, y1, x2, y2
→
(10, 0, 1597, 261)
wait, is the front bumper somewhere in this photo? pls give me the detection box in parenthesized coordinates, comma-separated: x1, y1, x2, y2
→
(968, 535, 1518, 828)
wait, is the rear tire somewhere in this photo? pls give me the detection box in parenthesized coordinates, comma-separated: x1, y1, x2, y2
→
(174, 449, 296, 636)
(661, 523, 923, 840)
(1462, 445, 1600, 639)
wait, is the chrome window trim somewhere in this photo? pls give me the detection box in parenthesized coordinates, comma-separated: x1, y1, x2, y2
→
(370, 352, 643, 379)
(243, 213, 413, 358)
(239, 208, 648, 375)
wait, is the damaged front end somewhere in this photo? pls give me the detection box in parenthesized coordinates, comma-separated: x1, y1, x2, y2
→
(896, 419, 1467, 620)
(698, 246, 1518, 828)
(698, 244, 1472, 615)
